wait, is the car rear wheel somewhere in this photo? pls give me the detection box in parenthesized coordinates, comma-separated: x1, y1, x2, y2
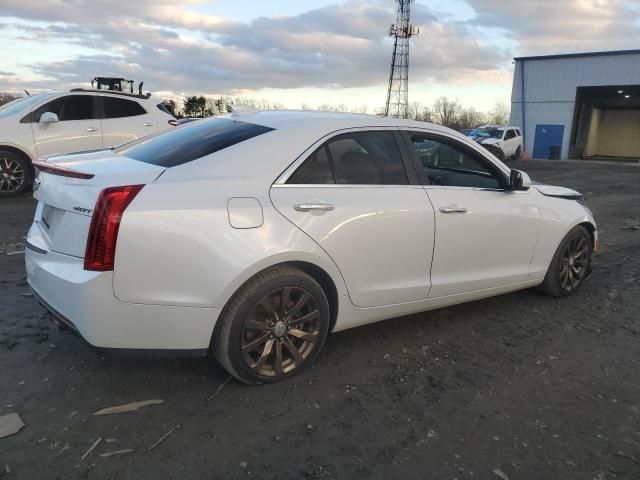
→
(0, 151, 32, 198)
(212, 266, 330, 385)
(538, 225, 592, 298)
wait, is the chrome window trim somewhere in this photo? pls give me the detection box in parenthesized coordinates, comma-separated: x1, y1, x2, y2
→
(271, 183, 426, 189)
(274, 124, 512, 187)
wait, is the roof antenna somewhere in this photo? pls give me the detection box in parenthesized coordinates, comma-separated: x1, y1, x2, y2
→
(24, 90, 30, 96)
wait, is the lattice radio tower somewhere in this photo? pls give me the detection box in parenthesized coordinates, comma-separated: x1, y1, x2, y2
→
(384, 0, 419, 118)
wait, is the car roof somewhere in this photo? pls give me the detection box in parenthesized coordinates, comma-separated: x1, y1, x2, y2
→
(230, 109, 456, 135)
(34, 89, 156, 101)
(477, 125, 519, 130)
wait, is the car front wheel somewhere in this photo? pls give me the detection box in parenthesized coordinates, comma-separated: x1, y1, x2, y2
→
(539, 225, 592, 297)
(212, 266, 330, 385)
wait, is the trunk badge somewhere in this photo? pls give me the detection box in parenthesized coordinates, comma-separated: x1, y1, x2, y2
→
(73, 207, 93, 214)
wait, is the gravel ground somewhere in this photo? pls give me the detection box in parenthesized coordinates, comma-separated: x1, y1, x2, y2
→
(0, 159, 639, 480)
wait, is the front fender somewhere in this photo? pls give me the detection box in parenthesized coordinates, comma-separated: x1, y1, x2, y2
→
(529, 193, 597, 279)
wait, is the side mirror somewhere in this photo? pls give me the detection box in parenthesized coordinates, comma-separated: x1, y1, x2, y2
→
(39, 112, 59, 124)
(509, 169, 531, 191)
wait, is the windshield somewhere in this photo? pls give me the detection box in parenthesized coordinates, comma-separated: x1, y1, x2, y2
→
(0, 93, 52, 119)
(474, 128, 504, 139)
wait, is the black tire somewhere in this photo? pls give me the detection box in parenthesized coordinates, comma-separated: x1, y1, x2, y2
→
(538, 225, 592, 298)
(513, 146, 522, 161)
(0, 150, 32, 197)
(212, 266, 330, 385)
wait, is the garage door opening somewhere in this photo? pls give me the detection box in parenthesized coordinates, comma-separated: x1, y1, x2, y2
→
(570, 86, 640, 160)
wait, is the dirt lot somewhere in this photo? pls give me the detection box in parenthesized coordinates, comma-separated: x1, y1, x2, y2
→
(1, 159, 639, 480)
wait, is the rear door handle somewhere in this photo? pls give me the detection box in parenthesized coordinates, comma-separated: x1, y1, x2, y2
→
(143, 122, 154, 127)
(294, 203, 335, 212)
(439, 207, 467, 214)
(85, 127, 98, 132)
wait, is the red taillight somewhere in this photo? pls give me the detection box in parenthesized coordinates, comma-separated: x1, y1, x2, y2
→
(84, 185, 144, 271)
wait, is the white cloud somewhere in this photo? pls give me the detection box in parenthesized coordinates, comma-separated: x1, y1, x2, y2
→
(0, 0, 508, 99)
(468, 0, 640, 55)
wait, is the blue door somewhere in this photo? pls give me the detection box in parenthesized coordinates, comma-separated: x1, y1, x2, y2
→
(533, 125, 564, 159)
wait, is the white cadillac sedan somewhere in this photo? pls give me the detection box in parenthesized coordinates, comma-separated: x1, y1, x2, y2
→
(25, 111, 598, 384)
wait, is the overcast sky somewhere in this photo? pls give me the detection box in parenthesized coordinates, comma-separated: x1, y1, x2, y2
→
(1, 0, 639, 111)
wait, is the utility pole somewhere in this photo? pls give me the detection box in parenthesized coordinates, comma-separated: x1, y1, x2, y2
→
(385, 0, 419, 118)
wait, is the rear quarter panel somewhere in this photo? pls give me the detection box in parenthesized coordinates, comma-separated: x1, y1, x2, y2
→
(113, 177, 348, 310)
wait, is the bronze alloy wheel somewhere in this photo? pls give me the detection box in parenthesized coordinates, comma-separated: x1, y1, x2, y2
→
(240, 287, 322, 378)
(0, 156, 25, 194)
(559, 234, 589, 291)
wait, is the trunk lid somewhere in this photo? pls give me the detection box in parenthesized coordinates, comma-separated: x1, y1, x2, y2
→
(34, 150, 165, 257)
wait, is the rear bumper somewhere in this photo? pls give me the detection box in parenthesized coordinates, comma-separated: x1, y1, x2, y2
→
(25, 222, 218, 356)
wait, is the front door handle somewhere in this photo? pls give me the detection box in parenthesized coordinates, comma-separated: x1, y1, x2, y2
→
(143, 122, 154, 127)
(294, 203, 335, 212)
(85, 127, 98, 132)
(439, 207, 467, 214)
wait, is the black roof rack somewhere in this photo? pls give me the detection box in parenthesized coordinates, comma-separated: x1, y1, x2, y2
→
(69, 88, 151, 99)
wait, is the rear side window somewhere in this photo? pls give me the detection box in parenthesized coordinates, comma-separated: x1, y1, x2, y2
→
(116, 118, 274, 167)
(102, 97, 146, 118)
(327, 131, 408, 185)
(288, 146, 334, 184)
(31, 95, 94, 122)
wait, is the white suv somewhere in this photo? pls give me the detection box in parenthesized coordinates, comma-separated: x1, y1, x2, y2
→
(469, 125, 523, 161)
(0, 90, 176, 196)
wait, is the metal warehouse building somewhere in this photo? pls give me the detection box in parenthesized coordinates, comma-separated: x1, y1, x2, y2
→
(510, 49, 640, 160)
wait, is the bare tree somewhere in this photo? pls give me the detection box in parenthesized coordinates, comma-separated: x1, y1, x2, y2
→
(418, 106, 433, 123)
(355, 104, 368, 114)
(458, 107, 486, 130)
(0, 92, 19, 107)
(406, 101, 422, 120)
(432, 96, 462, 129)
(487, 102, 510, 125)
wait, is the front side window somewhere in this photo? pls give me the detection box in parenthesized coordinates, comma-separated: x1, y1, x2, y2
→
(116, 118, 274, 167)
(31, 95, 94, 122)
(102, 97, 146, 118)
(408, 134, 502, 189)
(504, 129, 516, 140)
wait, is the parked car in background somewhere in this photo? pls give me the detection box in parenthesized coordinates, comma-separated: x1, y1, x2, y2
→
(26, 111, 597, 384)
(459, 128, 476, 136)
(469, 125, 523, 161)
(0, 89, 176, 196)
